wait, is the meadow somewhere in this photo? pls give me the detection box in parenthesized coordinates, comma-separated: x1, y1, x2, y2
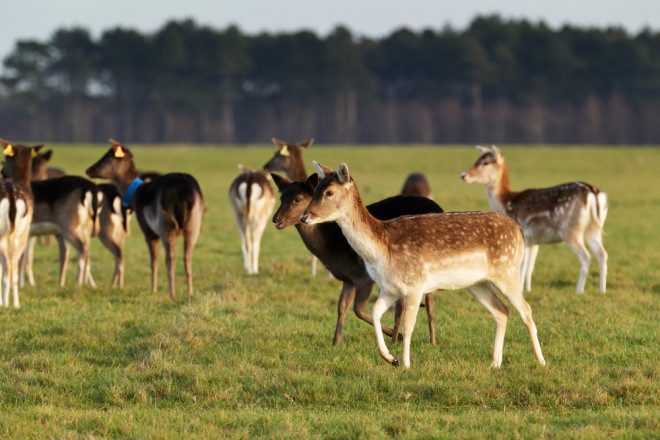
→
(0, 145, 657, 439)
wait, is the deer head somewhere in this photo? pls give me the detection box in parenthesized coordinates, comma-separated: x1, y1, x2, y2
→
(86, 139, 136, 179)
(460, 145, 505, 185)
(31, 149, 54, 180)
(271, 173, 319, 229)
(0, 139, 43, 180)
(262, 137, 314, 174)
(300, 162, 356, 225)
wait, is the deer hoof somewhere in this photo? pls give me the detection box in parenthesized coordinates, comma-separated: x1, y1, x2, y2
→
(391, 358, 399, 367)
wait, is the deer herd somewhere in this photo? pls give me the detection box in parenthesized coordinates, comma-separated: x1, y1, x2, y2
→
(0, 136, 609, 370)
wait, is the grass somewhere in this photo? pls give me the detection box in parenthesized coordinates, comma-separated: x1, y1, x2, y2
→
(0, 145, 658, 438)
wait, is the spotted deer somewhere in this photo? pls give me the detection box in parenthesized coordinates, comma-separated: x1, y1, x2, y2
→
(229, 166, 275, 274)
(461, 146, 608, 294)
(263, 137, 320, 276)
(401, 172, 433, 199)
(0, 143, 34, 308)
(271, 172, 442, 345)
(86, 139, 205, 298)
(302, 162, 546, 369)
(2, 141, 100, 288)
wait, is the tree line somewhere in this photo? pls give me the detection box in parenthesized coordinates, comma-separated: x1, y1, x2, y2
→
(1, 15, 659, 144)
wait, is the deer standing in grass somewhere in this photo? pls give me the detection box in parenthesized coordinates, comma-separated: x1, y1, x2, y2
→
(401, 172, 433, 199)
(271, 172, 442, 345)
(461, 146, 608, 294)
(86, 140, 204, 298)
(0, 143, 34, 308)
(263, 137, 321, 276)
(97, 183, 130, 288)
(2, 141, 100, 288)
(229, 166, 275, 274)
(302, 162, 546, 369)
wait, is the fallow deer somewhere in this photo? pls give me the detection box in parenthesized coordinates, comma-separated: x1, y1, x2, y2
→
(2, 142, 100, 288)
(271, 172, 442, 345)
(86, 139, 205, 298)
(461, 146, 608, 294)
(263, 137, 320, 276)
(302, 162, 546, 369)
(229, 166, 275, 274)
(32, 149, 65, 180)
(0, 143, 35, 308)
(97, 183, 129, 288)
(401, 172, 433, 199)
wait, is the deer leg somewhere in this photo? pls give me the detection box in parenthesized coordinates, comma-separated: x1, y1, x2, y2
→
(353, 281, 397, 338)
(183, 230, 199, 296)
(496, 278, 546, 366)
(146, 237, 159, 293)
(586, 231, 608, 293)
(251, 217, 268, 275)
(0, 255, 8, 307)
(401, 292, 424, 369)
(333, 282, 356, 346)
(468, 284, 509, 368)
(525, 245, 539, 292)
(565, 238, 591, 294)
(425, 293, 436, 346)
(311, 255, 317, 277)
(372, 290, 400, 366)
(520, 244, 530, 289)
(72, 240, 88, 287)
(85, 248, 96, 288)
(25, 237, 36, 287)
(10, 256, 20, 309)
(391, 300, 402, 344)
(56, 234, 69, 288)
(162, 235, 177, 300)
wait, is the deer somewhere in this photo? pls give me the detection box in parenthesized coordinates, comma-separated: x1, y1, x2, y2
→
(0, 143, 35, 308)
(86, 139, 204, 298)
(97, 183, 130, 288)
(263, 137, 321, 276)
(461, 145, 608, 294)
(401, 172, 433, 199)
(32, 149, 66, 180)
(271, 172, 442, 345)
(301, 162, 546, 369)
(229, 166, 275, 274)
(2, 141, 100, 288)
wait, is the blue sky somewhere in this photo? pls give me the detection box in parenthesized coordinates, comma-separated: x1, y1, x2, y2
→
(2, 0, 658, 61)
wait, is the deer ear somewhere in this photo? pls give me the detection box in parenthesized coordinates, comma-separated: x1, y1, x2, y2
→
(312, 161, 326, 178)
(304, 173, 319, 191)
(475, 145, 490, 154)
(41, 149, 53, 161)
(300, 138, 314, 148)
(337, 163, 350, 184)
(271, 137, 286, 148)
(31, 145, 44, 157)
(492, 145, 503, 162)
(270, 173, 291, 192)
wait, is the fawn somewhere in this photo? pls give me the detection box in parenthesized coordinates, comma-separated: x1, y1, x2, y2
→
(229, 166, 275, 274)
(86, 140, 204, 298)
(271, 172, 442, 345)
(461, 146, 608, 293)
(301, 162, 546, 369)
(401, 172, 433, 199)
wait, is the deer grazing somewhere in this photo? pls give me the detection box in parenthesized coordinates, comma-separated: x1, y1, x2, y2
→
(263, 137, 320, 276)
(401, 172, 433, 199)
(461, 146, 608, 294)
(86, 139, 205, 298)
(0, 143, 35, 308)
(271, 172, 442, 345)
(302, 162, 546, 369)
(2, 141, 100, 288)
(229, 166, 275, 274)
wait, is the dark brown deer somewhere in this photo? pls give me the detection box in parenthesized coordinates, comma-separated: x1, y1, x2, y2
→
(86, 139, 204, 298)
(229, 166, 275, 274)
(2, 142, 100, 288)
(461, 146, 608, 294)
(97, 183, 130, 288)
(401, 172, 433, 199)
(32, 149, 65, 180)
(302, 162, 546, 369)
(0, 143, 35, 308)
(263, 137, 321, 275)
(271, 172, 442, 345)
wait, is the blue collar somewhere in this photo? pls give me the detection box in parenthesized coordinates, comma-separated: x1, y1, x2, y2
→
(122, 177, 144, 208)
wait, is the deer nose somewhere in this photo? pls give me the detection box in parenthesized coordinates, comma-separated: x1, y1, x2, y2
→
(300, 212, 310, 224)
(460, 172, 467, 181)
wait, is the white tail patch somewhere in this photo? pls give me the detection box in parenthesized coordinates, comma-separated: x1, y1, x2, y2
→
(0, 198, 10, 233)
(84, 191, 94, 218)
(112, 196, 122, 214)
(237, 182, 248, 210)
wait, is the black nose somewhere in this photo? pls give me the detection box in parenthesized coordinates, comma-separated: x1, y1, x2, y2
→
(460, 172, 466, 181)
(300, 212, 309, 223)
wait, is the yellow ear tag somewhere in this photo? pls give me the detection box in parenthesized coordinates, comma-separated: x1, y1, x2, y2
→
(31, 149, 38, 158)
(114, 146, 125, 158)
(3, 144, 14, 157)
(280, 145, 290, 157)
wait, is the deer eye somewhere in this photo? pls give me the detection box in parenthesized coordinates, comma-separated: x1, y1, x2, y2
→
(325, 190, 334, 197)
(294, 197, 302, 203)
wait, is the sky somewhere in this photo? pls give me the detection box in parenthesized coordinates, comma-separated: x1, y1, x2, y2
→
(2, 0, 658, 61)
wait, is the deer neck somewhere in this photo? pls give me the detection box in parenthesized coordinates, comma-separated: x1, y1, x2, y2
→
(485, 164, 514, 213)
(113, 163, 140, 196)
(334, 191, 385, 265)
(287, 156, 307, 182)
(14, 158, 33, 192)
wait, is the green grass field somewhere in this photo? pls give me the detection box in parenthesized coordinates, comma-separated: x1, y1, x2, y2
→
(0, 145, 658, 438)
